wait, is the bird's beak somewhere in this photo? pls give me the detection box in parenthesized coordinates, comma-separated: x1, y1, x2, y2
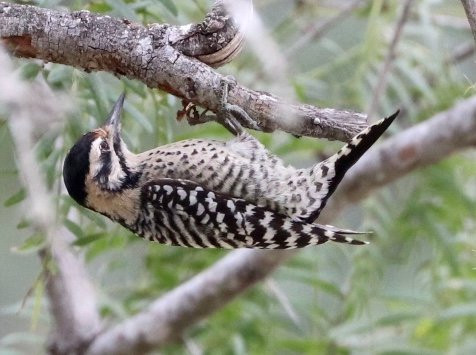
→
(105, 92, 125, 136)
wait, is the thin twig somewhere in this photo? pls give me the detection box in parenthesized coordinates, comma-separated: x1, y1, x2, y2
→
(447, 40, 475, 64)
(461, 0, 476, 44)
(266, 279, 302, 328)
(432, 14, 472, 30)
(367, 0, 414, 120)
(285, 0, 364, 57)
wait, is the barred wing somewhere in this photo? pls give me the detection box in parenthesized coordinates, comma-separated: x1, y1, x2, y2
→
(138, 179, 368, 249)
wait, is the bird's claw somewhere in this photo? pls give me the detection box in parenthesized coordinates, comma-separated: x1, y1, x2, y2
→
(217, 76, 260, 135)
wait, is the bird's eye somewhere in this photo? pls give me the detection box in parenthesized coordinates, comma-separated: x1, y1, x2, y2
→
(99, 141, 110, 152)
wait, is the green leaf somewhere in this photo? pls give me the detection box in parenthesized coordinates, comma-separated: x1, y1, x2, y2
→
(88, 2, 113, 13)
(79, 208, 107, 229)
(439, 302, 476, 320)
(85, 232, 128, 261)
(105, 0, 139, 20)
(126, 102, 154, 133)
(64, 219, 85, 239)
(16, 219, 30, 230)
(11, 234, 45, 255)
(158, 0, 178, 16)
(73, 233, 105, 246)
(4, 189, 26, 207)
(21, 63, 42, 80)
(376, 312, 421, 326)
(31, 278, 45, 331)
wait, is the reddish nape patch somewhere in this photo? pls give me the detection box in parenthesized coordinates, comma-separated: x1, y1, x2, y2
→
(93, 128, 109, 138)
(1, 35, 37, 58)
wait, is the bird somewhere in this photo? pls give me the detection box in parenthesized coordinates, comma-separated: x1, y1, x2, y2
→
(63, 87, 398, 249)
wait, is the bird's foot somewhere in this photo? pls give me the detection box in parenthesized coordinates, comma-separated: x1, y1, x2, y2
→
(217, 76, 260, 135)
(179, 76, 260, 135)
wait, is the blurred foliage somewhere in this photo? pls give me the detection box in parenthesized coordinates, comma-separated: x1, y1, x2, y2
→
(1, 0, 476, 354)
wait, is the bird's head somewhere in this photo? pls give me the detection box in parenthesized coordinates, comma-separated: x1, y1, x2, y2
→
(63, 93, 140, 207)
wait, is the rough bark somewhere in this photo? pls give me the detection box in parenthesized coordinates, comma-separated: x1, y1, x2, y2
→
(87, 96, 476, 354)
(0, 2, 367, 141)
(170, 0, 248, 67)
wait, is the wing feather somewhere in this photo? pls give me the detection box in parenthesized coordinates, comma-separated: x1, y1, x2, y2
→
(140, 179, 368, 249)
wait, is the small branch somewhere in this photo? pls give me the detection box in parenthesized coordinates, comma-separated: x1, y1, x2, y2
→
(0, 47, 101, 355)
(42, 232, 102, 355)
(265, 279, 302, 328)
(447, 40, 475, 64)
(367, 0, 414, 120)
(87, 96, 476, 354)
(461, 0, 476, 44)
(0, 2, 367, 141)
(285, 0, 364, 57)
(432, 14, 472, 30)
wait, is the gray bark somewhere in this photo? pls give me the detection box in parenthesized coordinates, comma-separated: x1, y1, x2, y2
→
(0, 2, 367, 142)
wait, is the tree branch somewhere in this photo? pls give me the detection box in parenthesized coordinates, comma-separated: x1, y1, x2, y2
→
(42, 233, 102, 355)
(461, 0, 476, 44)
(87, 249, 290, 355)
(0, 47, 101, 354)
(87, 97, 476, 354)
(447, 40, 475, 64)
(0, 2, 367, 141)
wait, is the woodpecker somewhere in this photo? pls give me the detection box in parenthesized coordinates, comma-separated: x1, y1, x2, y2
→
(63, 87, 398, 249)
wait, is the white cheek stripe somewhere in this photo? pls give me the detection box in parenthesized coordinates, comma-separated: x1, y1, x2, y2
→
(108, 152, 127, 189)
(89, 139, 103, 178)
(89, 138, 126, 190)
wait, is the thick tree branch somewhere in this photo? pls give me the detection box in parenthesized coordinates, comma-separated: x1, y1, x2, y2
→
(87, 249, 290, 355)
(461, 0, 476, 44)
(0, 2, 367, 141)
(0, 48, 101, 354)
(87, 97, 476, 354)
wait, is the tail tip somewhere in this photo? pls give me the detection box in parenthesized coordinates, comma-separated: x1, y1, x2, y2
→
(330, 235, 370, 245)
(383, 109, 400, 124)
(352, 239, 370, 245)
